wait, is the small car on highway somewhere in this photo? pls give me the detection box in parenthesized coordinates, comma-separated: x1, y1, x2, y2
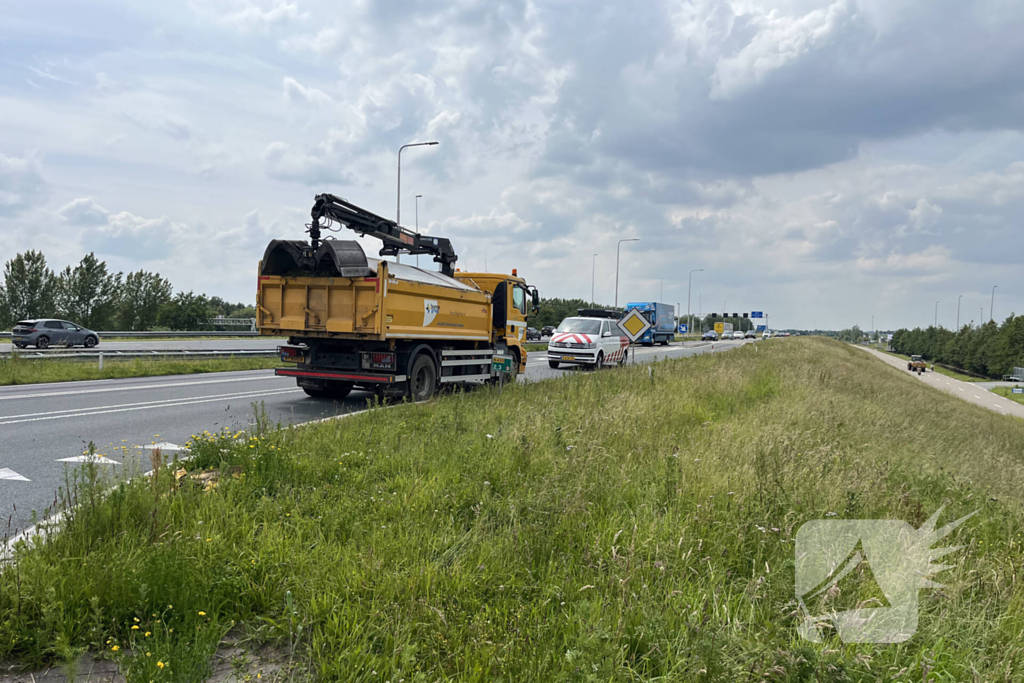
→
(525, 326, 542, 341)
(541, 325, 555, 337)
(732, 331, 745, 340)
(547, 311, 628, 369)
(744, 330, 757, 339)
(702, 330, 718, 341)
(11, 319, 100, 349)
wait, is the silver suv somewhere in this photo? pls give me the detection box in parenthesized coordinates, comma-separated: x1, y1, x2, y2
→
(11, 319, 100, 349)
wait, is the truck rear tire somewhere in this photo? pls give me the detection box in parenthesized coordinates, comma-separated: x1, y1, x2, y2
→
(408, 353, 438, 402)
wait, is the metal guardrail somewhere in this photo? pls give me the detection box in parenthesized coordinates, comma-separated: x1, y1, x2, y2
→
(0, 330, 260, 339)
(0, 349, 277, 364)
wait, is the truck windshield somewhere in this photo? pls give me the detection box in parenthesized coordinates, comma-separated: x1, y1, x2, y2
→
(556, 318, 602, 334)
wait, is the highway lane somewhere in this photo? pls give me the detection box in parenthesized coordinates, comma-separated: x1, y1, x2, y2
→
(1, 339, 746, 538)
(858, 346, 1024, 420)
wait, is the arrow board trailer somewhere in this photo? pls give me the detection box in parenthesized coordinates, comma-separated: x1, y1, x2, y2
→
(623, 302, 676, 345)
(258, 195, 539, 402)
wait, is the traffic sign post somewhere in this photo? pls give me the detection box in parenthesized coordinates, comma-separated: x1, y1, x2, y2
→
(751, 311, 763, 318)
(678, 324, 688, 334)
(618, 308, 653, 343)
(1013, 387, 1023, 395)
(756, 325, 767, 332)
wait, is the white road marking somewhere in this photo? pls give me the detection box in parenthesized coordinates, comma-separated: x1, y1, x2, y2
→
(994, 404, 1003, 409)
(975, 395, 981, 399)
(0, 388, 301, 426)
(0, 467, 30, 482)
(56, 455, 120, 464)
(137, 442, 185, 452)
(0, 373, 280, 402)
(1, 388, 298, 422)
(959, 388, 965, 392)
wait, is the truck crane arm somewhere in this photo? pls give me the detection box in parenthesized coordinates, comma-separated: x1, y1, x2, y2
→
(309, 193, 458, 276)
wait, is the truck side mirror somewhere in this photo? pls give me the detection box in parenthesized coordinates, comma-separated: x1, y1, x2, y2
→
(531, 288, 540, 314)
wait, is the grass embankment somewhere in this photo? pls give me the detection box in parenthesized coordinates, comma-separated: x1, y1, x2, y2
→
(3, 338, 1024, 681)
(992, 386, 1024, 406)
(0, 357, 279, 386)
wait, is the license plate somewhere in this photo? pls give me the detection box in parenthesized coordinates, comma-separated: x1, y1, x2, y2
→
(492, 355, 513, 373)
(280, 352, 303, 363)
(561, 355, 576, 361)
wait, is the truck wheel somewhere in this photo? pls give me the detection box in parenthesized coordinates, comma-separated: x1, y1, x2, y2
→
(907, 363, 912, 371)
(408, 354, 438, 402)
(548, 360, 560, 369)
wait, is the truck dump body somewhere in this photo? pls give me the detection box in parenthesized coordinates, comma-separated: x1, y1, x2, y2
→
(258, 253, 491, 343)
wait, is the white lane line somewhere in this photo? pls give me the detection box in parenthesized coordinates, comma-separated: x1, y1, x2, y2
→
(946, 382, 951, 385)
(959, 387, 965, 392)
(56, 455, 120, 464)
(137, 442, 185, 452)
(0, 388, 302, 426)
(1, 388, 298, 421)
(0, 373, 280, 402)
(994, 404, 1003, 409)
(0, 467, 30, 482)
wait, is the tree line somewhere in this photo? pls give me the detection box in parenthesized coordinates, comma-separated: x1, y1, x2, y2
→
(0, 251, 254, 331)
(891, 316, 1024, 378)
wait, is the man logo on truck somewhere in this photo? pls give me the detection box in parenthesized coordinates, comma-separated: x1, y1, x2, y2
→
(424, 300, 440, 326)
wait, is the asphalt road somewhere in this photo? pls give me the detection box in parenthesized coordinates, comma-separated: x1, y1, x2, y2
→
(0, 339, 746, 538)
(859, 346, 1024, 420)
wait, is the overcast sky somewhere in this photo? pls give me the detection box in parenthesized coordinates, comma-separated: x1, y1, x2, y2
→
(2, 0, 1023, 329)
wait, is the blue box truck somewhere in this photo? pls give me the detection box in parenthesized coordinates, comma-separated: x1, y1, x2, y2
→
(624, 302, 676, 345)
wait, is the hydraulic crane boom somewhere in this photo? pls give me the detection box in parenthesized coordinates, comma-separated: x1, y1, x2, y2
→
(309, 193, 458, 276)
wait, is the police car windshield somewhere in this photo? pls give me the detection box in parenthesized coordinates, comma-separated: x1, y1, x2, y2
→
(556, 318, 602, 334)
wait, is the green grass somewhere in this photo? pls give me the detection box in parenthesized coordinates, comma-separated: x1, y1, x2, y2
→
(3, 338, 1024, 681)
(992, 386, 1024, 406)
(0, 357, 279, 386)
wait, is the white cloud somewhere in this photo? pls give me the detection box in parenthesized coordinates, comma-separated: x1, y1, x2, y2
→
(282, 77, 333, 105)
(0, 151, 47, 217)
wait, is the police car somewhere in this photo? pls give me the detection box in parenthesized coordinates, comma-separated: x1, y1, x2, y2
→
(547, 309, 629, 369)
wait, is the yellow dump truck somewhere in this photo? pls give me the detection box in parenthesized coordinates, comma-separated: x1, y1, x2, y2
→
(257, 194, 538, 401)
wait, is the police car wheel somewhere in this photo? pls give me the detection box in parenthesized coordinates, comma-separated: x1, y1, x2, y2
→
(592, 351, 604, 369)
(548, 360, 559, 369)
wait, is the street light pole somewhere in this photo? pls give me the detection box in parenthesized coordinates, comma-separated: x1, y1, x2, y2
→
(956, 294, 962, 330)
(591, 254, 597, 306)
(660, 278, 664, 302)
(687, 269, 704, 336)
(415, 194, 423, 268)
(934, 301, 939, 328)
(991, 285, 998, 322)
(397, 141, 438, 224)
(614, 238, 639, 308)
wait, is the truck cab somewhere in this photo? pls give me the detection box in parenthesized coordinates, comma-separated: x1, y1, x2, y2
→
(453, 270, 538, 375)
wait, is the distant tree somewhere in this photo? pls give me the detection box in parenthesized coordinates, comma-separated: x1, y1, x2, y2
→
(0, 251, 56, 325)
(530, 298, 614, 329)
(54, 253, 122, 330)
(116, 270, 173, 330)
(158, 291, 211, 330)
(227, 306, 256, 319)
